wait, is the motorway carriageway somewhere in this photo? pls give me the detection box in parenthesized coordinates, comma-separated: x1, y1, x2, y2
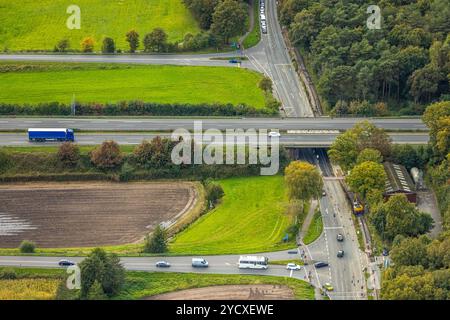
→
(0, 132, 429, 146)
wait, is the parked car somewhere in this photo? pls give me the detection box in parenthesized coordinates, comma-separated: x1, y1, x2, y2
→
(58, 259, 76, 267)
(382, 248, 389, 256)
(192, 258, 209, 268)
(314, 261, 329, 268)
(286, 263, 302, 271)
(337, 234, 344, 242)
(337, 250, 345, 258)
(155, 261, 171, 268)
(322, 190, 327, 197)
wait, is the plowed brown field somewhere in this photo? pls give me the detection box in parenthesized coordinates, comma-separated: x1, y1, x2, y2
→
(147, 285, 295, 300)
(0, 182, 197, 248)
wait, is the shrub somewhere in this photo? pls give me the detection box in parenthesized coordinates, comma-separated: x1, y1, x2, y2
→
(259, 77, 273, 92)
(81, 37, 95, 53)
(19, 240, 36, 253)
(126, 30, 139, 53)
(143, 225, 167, 253)
(57, 142, 80, 167)
(205, 182, 224, 207)
(102, 37, 115, 53)
(54, 39, 70, 52)
(90, 141, 123, 170)
(79, 248, 125, 298)
(0, 149, 10, 173)
(0, 268, 17, 279)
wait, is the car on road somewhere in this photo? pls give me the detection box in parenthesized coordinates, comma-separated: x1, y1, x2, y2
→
(58, 259, 76, 267)
(337, 234, 344, 242)
(192, 258, 209, 268)
(337, 250, 345, 258)
(229, 59, 241, 64)
(314, 261, 329, 268)
(382, 248, 389, 256)
(287, 250, 298, 254)
(268, 131, 281, 138)
(155, 261, 171, 268)
(322, 190, 326, 197)
(322, 283, 334, 291)
(286, 263, 302, 271)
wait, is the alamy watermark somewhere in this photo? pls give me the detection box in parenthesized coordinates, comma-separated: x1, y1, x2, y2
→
(171, 122, 280, 176)
(66, 5, 81, 30)
(66, 265, 81, 290)
(367, 5, 382, 30)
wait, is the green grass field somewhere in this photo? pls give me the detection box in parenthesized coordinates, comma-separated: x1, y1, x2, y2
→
(0, 62, 267, 107)
(170, 176, 296, 255)
(303, 210, 323, 245)
(0, 0, 200, 51)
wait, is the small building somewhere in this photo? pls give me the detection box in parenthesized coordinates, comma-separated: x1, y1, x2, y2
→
(383, 162, 417, 203)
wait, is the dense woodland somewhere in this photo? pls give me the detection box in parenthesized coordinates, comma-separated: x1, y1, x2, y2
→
(280, 0, 450, 116)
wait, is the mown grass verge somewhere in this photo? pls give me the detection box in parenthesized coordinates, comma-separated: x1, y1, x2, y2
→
(303, 209, 323, 245)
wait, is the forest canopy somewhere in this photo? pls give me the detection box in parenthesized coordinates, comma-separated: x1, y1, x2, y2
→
(280, 0, 450, 116)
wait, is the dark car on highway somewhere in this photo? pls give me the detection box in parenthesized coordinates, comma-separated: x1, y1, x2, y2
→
(337, 250, 345, 258)
(58, 259, 76, 267)
(155, 261, 171, 268)
(314, 261, 329, 268)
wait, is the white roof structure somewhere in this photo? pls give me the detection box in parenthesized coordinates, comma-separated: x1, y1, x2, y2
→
(28, 128, 68, 132)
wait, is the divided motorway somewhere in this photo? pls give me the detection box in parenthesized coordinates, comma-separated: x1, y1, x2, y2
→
(0, 132, 429, 146)
(0, 117, 427, 131)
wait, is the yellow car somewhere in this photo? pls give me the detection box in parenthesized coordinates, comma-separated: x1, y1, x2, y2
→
(323, 283, 334, 291)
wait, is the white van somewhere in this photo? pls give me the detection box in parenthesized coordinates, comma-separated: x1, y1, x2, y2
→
(192, 258, 209, 268)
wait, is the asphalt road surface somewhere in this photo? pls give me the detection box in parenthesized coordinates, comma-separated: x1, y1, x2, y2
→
(294, 149, 366, 300)
(0, 250, 309, 281)
(245, 0, 314, 117)
(0, 53, 255, 69)
(0, 117, 427, 131)
(0, 132, 429, 146)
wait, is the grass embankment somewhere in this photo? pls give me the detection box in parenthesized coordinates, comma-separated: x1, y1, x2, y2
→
(170, 176, 296, 255)
(0, 267, 315, 300)
(0, 0, 200, 51)
(242, 0, 261, 49)
(303, 209, 323, 245)
(0, 62, 267, 108)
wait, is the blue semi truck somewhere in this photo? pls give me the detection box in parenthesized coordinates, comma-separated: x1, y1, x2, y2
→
(28, 128, 75, 142)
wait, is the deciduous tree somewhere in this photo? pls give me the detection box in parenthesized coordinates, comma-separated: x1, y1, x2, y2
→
(285, 161, 323, 202)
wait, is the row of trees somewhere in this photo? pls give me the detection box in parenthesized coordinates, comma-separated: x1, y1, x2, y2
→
(0, 101, 276, 117)
(280, 0, 449, 115)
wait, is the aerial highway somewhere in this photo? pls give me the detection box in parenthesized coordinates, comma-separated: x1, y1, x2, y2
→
(0, 117, 427, 131)
(0, 132, 429, 146)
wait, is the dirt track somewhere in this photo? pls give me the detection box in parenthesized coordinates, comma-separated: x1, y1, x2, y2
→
(0, 182, 196, 248)
(148, 285, 295, 300)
